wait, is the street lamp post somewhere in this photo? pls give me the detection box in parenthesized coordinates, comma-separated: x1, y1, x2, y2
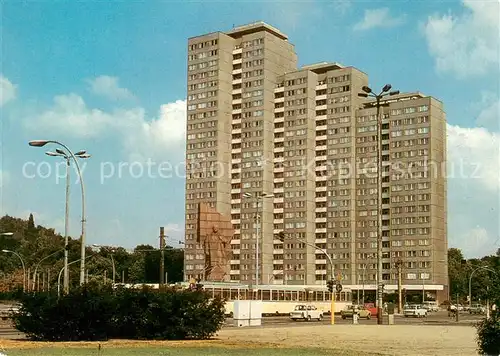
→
(92, 244, 116, 284)
(278, 231, 336, 325)
(243, 192, 273, 286)
(57, 254, 96, 298)
(1, 250, 26, 291)
(468, 266, 498, 311)
(47, 149, 89, 292)
(32, 248, 65, 291)
(29, 140, 90, 286)
(358, 84, 400, 325)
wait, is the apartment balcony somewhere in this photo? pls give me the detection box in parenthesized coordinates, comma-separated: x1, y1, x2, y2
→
(274, 116, 284, 123)
(231, 148, 241, 155)
(315, 217, 327, 223)
(316, 135, 327, 141)
(315, 228, 327, 233)
(316, 114, 327, 120)
(231, 198, 241, 204)
(231, 157, 241, 164)
(315, 206, 327, 212)
(315, 155, 327, 161)
(232, 58, 242, 65)
(274, 136, 284, 142)
(231, 208, 240, 214)
(315, 145, 327, 151)
(273, 208, 284, 213)
(316, 125, 327, 131)
(274, 187, 284, 193)
(274, 197, 284, 203)
(316, 105, 327, 111)
(232, 117, 241, 125)
(315, 270, 327, 275)
(316, 165, 327, 172)
(274, 178, 284, 184)
(273, 249, 284, 255)
(232, 98, 242, 105)
(274, 126, 284, 133)
(315, 196, 327, 202)
(232, 108, 242, 114)
(231, 188, 242, 194)
(274, 166, 284, 173)
(316, 94, 327, 101)
(315, 259, 327, 264)
(231, 178, 241, 184)
(231, 138, 241, 144)
(232, 47, 243, 55)
(230, 270, 240, 275)
(316, 83, 327, 91)
(232, 88, 242, 95)
(232, 127, 242, 134)
(232, 78, 242, 85)
(274, 218, 284, 224)
(231, 219, 240, 225)
(274, 107, 284, 113)
(315, 187, 327, 193)
(316, 175, 327, 181)
(274, 86, 284, 93)
(275, 96, 284, 103)
(232, 68, 242, 75)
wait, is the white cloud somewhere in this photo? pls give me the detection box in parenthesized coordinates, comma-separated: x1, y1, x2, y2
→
(353, 8, 406, 31)
(0, 75, 17, 107)
(454, 227, 497, 259)
(86, 75, 134, 101)
(475, 92, 499, 131)
(447, 124, 500, 192)
(423, 0, 500, 78)
(24, 94, 186, 161)
(124, 100, 186, 162)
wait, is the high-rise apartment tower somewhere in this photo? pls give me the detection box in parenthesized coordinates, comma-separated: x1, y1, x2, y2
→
(184, 22, 448, 300)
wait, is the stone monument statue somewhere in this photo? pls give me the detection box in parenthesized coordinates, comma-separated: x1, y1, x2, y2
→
(197, 202, 234, 281)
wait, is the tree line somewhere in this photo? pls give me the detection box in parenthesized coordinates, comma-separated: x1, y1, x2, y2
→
(0, 214, 184, 293)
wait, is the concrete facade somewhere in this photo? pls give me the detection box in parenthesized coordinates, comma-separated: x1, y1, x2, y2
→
(184, 22, 448, 296)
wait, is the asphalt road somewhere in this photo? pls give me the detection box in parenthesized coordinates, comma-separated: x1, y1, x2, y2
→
(224, 310, 483, 328)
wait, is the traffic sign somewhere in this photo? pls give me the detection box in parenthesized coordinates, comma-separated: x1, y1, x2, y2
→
(336, 283, 343, 292)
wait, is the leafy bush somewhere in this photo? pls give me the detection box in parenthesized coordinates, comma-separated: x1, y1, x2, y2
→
(12, 282, 225, 341)
(476, 312, 500, 355)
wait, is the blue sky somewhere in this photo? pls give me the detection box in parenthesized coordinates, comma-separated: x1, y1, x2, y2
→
(0, 0, 498, 257)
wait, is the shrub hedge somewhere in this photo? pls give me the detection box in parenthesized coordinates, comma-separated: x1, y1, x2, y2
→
(476, 311, 500, 355)
(12, 282, 225, 341)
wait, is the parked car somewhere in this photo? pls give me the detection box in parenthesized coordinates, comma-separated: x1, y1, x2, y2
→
(469, 304, 486, 314)
(341, 305, 371, 320)
(290, 304, 323, 321)
(422, 301, 440, 312)
(403, 304, 427, 318)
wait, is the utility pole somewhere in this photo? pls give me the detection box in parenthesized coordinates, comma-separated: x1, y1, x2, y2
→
(396, 259, 403, 313)
(159, 227, 165, 286)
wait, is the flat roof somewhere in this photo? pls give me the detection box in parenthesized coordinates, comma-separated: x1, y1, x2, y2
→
(301, 62, 344, 73)
(226, 21, 288, 40)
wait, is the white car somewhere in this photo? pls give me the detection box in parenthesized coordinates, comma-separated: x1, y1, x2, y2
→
(422, 301, 439, 312)
(403, 304, 427, 318)
(290, 304, 323, 321)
